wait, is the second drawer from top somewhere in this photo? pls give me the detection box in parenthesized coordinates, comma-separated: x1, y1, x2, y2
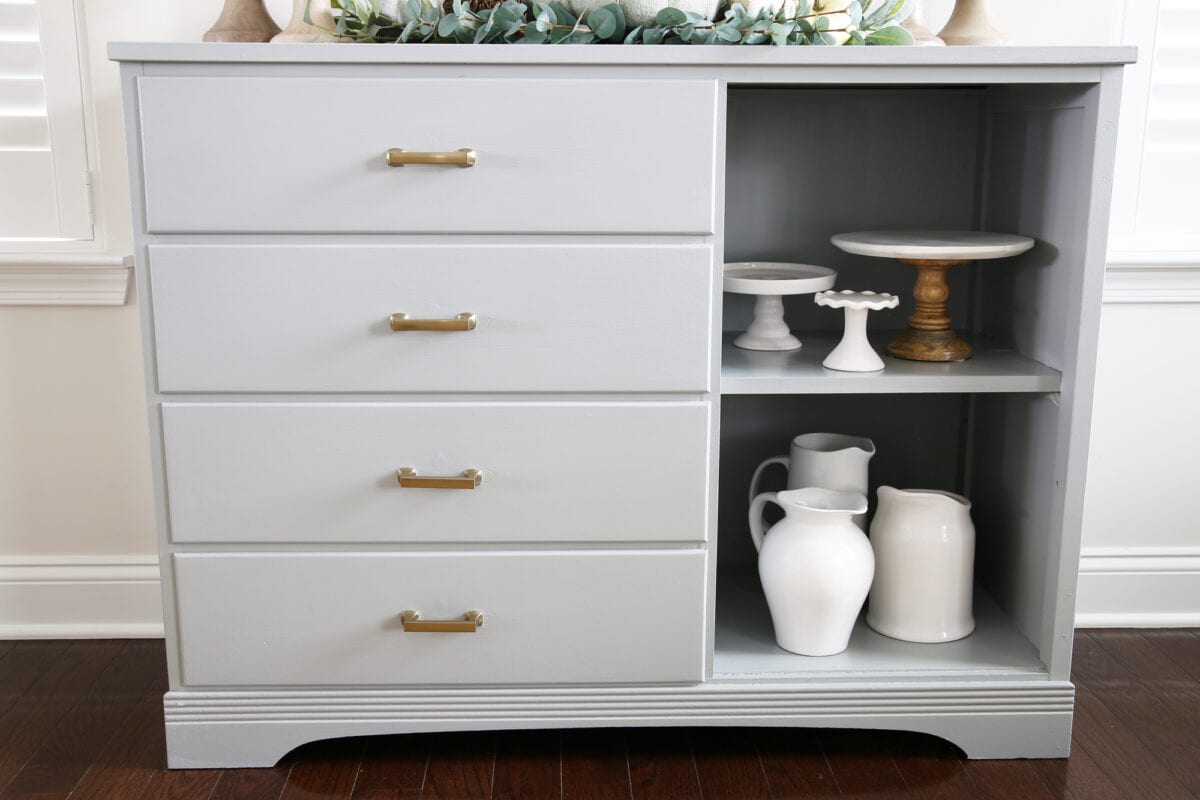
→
(149, 244, 713, 393)
(161, 401, 711, 545)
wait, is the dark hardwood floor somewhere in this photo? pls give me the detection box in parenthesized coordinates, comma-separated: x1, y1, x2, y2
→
(0, 631, 1196, 799)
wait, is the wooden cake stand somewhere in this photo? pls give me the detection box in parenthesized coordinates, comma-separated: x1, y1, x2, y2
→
(830, 231, 1035, 362)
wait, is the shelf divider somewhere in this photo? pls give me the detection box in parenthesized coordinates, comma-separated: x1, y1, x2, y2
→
(720, 333, 1062, 395)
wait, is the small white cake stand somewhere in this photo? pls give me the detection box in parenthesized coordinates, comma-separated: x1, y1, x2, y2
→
(724, 262, 837, 351)
(814, 290, 900, 372)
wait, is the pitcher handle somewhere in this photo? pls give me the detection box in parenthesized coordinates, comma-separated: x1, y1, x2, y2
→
(749, 455, 788, 505)
(749, 492, 779, 553)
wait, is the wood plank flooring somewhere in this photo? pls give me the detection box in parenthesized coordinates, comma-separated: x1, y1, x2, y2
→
(0, 631, 1196, 799)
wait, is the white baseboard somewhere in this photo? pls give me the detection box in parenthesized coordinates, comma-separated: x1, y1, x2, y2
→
(1, 549, 1195, 637)
(0, 556, 164, 638)
(1075, 547, 1200, 628)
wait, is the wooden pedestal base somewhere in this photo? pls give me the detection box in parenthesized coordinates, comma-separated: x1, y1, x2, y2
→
(887, 258, 972, 362)
(887, 328, 973, 362)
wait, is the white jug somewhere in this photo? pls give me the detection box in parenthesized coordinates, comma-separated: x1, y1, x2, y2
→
(867, 487, 976, 643)
(749, 487, 873, 656)
(749, 433, 875, 529)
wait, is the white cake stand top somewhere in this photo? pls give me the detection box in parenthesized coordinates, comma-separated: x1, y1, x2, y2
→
(723, 262, 837, 295)
(830, 230, 1035, 260)
(814, 290, 900, 311)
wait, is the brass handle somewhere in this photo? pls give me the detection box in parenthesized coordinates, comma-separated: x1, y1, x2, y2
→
(397, 467, 482, 490)
(386, 148, 476, 168)
(400, 610, 484, 633)
(389, 312, 477, 332)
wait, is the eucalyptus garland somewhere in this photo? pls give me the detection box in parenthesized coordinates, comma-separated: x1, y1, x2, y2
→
(323, 0, 913, 45)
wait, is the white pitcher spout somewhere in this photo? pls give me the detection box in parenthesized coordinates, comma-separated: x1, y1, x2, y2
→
(778, 487, 868, 518)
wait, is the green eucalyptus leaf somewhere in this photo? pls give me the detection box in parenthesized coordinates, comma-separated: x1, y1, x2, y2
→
(860, 0, 899, 28)
(601, 5, 625, 39)
(655, 7, 688, 26)
(623, 24, 643, 42)
(523, 25, 548, 41)
(548, 3, 577, 24)
(586, 8, 617, 39)
(642, 25, 665, 43)
(866, 23, 912, 44)
(714, 21, 741, 41)
(436, 13, 459, 35)
(847, 0, 863, 27)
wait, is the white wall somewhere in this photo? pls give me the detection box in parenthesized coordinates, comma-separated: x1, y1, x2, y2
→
(0, 0, 291, 637)
(0, 0, 1195, 635)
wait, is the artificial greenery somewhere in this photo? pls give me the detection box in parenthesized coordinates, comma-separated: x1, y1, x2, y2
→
(322, 0, 913, 46)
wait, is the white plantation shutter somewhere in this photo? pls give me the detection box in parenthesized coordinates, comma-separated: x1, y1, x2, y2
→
(1134, 1, 1200, 246)
(0, 0, 91, 241)
(1110, 0, 1200, 258)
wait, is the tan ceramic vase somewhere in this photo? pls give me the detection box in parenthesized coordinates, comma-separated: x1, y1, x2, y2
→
(901, 0, 944, 46)
(272, 0, 345, 42)
(937, 0, 1010, 46)
(203, 0, 281, 42)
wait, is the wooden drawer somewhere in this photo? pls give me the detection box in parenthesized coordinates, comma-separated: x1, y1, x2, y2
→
(149, 244, 713, 393)
(173, 551, 706, 686)
(137, 77, 717, 234)
(161, 401, 710, 544)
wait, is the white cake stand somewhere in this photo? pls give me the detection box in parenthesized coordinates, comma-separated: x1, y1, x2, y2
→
(814, 290, 900, 372)
(724, 262, 837, 351)
(831, 231, 1034, 362)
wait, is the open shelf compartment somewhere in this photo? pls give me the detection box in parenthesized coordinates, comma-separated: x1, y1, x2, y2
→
(713, 566, 1047, 681)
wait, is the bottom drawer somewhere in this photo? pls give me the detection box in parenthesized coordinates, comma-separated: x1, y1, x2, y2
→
(174, 551, 706, 686)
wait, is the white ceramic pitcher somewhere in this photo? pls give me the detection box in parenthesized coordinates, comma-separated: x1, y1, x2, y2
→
(867, 487, 976, 643)
(749, 487, 873, 657)
(749, 433, 875, 529)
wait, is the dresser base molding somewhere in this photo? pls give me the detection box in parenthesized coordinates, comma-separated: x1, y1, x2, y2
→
(163, 682, 1074, 767)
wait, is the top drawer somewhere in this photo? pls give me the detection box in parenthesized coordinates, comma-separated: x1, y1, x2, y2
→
(137, 76, 717, 235)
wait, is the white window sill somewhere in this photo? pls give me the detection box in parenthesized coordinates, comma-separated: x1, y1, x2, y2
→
(0, 255, 133, 306)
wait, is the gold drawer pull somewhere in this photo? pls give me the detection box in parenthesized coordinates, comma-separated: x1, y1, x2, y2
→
(389, 312, 477, 332)
(397, 467, 482, 490)
(386, 148, 476, 168)
(401, 610, 484, 633)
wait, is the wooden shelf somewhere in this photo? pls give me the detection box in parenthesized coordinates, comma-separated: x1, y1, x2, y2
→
(713, 566, 1048, 681)
(720, 333, 1062, 395)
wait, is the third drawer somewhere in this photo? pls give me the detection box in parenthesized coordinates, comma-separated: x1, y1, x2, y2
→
(161, 401, 711, 544)
(149, 243, 714, 393)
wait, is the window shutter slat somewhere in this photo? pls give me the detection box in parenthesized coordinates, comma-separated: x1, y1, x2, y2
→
(0, 1, 38, 42)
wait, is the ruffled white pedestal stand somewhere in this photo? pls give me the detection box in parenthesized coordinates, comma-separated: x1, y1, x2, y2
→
(814, 290, 899, 372)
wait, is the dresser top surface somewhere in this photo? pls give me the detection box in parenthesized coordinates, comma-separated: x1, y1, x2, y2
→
(108, 42, 1136, 68)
